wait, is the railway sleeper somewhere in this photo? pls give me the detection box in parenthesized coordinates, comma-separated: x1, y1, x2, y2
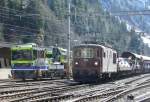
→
(0, 90, 37, 100)
(1, 86, 66, 100)
(9, 85, 88, 102)
(73, 89, 124, 102)
(30, 94, 74, 102)
(0, 88, 38, 95)
(8, 89, 61, 101)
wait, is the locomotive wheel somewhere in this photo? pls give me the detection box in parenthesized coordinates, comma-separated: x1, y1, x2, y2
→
(50, 73, 54, 79)
(22, 78, 26, 81)
(61, 75, 64, 79)
(33, 78, 37, 81)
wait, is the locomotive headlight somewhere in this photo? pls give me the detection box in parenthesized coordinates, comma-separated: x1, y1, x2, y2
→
(94, 61, 98, 66)
(75, 62, 78, 65)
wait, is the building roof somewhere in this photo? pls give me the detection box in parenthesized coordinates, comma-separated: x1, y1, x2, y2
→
(121, 51, 150, 61)
(0, 42, 13, 48)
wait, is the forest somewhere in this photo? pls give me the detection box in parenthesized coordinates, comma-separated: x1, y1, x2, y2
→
(0, 0, 149, 55)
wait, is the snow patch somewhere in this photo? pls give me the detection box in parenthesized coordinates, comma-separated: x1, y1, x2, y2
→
(141, 36, 150, 47)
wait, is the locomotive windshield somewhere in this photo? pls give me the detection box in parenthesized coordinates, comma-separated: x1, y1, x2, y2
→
(12, 50, 32, 60)
(52, 47, 61, 62)
(74, 48, 95, 58)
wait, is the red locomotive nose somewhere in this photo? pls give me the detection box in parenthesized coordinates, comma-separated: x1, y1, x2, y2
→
(74, 58, 100, 68)
(73, 68, 99, 82)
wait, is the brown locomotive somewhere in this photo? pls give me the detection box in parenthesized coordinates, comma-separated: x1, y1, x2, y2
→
(72, 44, 150, 82)
(72, 44, 117, 82)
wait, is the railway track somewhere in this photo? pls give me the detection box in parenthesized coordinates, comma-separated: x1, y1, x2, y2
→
(134, 91, 150, 102)
(67, 74, 150, 102)
(103, 82, 150, 102)
(31, 74, 150, 102)
(0, 79, 73, 96)
(18, 83, 125, 102)
(0, 79, 67, 89)
(0, 79, 80, 102)
(0, 74, 150, 102)
(78, 74, 150, 102)
(7, 84, 89, 102)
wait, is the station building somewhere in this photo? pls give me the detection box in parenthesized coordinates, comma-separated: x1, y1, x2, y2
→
(0, 42, 11, 79)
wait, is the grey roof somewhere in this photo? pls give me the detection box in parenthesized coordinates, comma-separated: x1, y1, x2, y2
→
(0, 42, 13, 48)
(122, 51, 150, 61)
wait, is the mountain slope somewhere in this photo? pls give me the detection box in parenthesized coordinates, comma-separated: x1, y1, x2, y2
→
(100, 0, 150, 33)
(0, 0, 148, 55)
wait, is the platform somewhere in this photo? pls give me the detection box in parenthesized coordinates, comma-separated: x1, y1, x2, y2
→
(0, 68, 11, 79)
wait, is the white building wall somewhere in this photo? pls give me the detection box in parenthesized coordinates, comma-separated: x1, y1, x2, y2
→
(0, 68, 11, 79)
(0, 58, 11, 79)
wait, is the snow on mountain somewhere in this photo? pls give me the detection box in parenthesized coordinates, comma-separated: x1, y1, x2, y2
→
(100, 0, 150, 48)
(100, 0, 150, 33)
(141, 35, 150, 47)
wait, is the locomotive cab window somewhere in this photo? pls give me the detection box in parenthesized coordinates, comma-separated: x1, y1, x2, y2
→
(33, 50, 37, 59)
(81, 48, 95, 58)
(74, 47, 95, 58)
(113, 53, 117, 64)
(12, 50, 32, 60)
(103, 52, 106, 58)
(74, 48, 81, 58)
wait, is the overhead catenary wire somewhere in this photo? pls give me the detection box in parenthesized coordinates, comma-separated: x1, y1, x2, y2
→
(1, 3, 150, 32)
(0, 9, 68, 45)
(0, 11, 68, 30)
(0, 6, 67, 22)
(2, 4, 150, 26)
(1, 4, 150, 24)
(0, 18, 67, 35)
(0, 13, 39, 28)
(0, 12, 147, 35)
(0, 4, 94, 47)
(0, 3, 149, 45)
(0, 9, 68, 37)
(0, 18, 145, 45)
(0, 7, 68, 28)
(2, 33, 69, 49)
(2, 31, 68, 39)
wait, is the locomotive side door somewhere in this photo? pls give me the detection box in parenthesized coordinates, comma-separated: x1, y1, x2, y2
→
(98, 47, 103, 73)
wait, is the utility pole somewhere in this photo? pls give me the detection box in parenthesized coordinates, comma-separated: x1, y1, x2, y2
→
(141, 0, 148, 55)
(67, 0, 71, 79)
(86, 15, 89, 42)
